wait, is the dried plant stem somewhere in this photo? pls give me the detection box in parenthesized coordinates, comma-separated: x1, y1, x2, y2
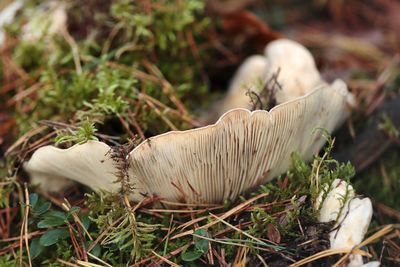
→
(291, 225, 393, 266)
(6, 126, 47, 156)
(61, 29, 82, 74)
(62, 199, 93, 241)
(290, 248, 370, 267)
(151, 250, 180, 267)
(138, 93, 201, 127)
(142, 60, 187, 115)
(144, 98, 178, 131)
(87, 252, 113, 267)
(332, 224, 394, 267)
(210, 213, 283, 250)
(57, 259, 79, 266)
(19, 184, 32, 267)
(171, 192, 268, 240)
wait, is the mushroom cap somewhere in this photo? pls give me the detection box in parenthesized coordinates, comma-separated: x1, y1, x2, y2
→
(25, 141, 119, 193)
(265, 39, 322, 104)
(219, 55, 269, 113)
(25, 83, 350, 204)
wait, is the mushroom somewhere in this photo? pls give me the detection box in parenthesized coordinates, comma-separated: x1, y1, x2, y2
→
(316, 179, 355, 223)
(25, 81, 350, 204)
(316, 179, 374, 267)
(25, 38, 353, 204)
(265, 39, 322, 104)
(213, 55, 268, 120)
(25, 141, 120, 193)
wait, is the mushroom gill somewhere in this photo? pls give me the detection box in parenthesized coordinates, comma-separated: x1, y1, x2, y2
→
(25, 82, 350, 204)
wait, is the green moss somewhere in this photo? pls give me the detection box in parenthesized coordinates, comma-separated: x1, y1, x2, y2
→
(13, 41, 45, 70)
(0, 254, 19, 267)
(7, 0, 214, 141)
(55, 120, 98, 145)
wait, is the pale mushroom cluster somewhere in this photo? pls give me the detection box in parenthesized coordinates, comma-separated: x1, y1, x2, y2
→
(24, 38, 375, 266)
(25, 39, 353, 204)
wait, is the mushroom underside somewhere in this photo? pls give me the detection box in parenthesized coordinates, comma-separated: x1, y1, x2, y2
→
(26, 85, 349, 204)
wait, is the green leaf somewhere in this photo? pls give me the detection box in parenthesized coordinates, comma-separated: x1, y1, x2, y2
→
(39, 229, 69, 247)
(37, 211, 67, 228)
(194, 229, 209, 253)
(85, 241, 101, 257)
(32, 202, 51, 216)
(80, 213, 91, 230)
(91, 244, 101, 257)
(68, 206, 80, 215)
(181, 249, 203, 262)
(29, 193, 38, 207)
(30, 237, 44, 259)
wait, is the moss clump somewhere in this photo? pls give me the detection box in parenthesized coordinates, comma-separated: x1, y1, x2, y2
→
(5, 0, 215, 143)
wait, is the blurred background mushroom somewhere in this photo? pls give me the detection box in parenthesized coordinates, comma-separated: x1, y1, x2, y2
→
(212, 39, 353, 120)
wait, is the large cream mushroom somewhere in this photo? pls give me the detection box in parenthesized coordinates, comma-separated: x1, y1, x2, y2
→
(26, 84, 350, 204)
(25, 39, 353, 204)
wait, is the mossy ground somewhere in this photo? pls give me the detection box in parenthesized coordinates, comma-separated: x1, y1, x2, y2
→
(0, 0, 399, 266)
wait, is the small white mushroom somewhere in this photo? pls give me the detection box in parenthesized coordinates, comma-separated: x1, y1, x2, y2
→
(317, 179, 374, 267)
(26, 83, 350, 204)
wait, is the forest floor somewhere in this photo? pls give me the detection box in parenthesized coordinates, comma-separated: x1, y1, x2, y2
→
(0, 1, 399, 266)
